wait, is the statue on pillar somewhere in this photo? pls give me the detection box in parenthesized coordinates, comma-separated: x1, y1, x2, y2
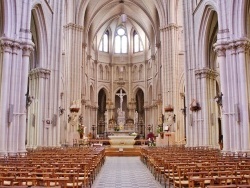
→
(164, 112, 176, 132)
(116, 89, 126, 126)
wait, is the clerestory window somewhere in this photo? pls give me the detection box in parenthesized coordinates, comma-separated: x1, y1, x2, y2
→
(115, 27, 127, 53)
(133, 31, 143, 53)
(99, 30, 109, 52)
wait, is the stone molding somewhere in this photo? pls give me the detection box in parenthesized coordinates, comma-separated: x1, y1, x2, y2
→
(151, 55, 155, 60)
(195, 67, 218, 79)
(87, 55, 92, 60)
(20, 28, 31, 34)
(64, 23, 84, 31)
(29, 67, 51, 79)
(156, 42, 161, 48)
(218, 29, 229, 34)
(160, 23, 178, 31)
(82, 43, 87, 48)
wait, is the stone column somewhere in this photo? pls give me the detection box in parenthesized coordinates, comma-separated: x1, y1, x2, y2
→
(18, 43, 33, 153)
(160, 23, 179, 127)
(195, 68, 218, 147)
(214, 43, 230, 152)
(0, 38, 13, 156)
(7, 42, 19, 155)
(235, 39, 250, 153)
(8, 42, 22, 155)
(27, 68, 50, 148)
(63, 23, 83, 101)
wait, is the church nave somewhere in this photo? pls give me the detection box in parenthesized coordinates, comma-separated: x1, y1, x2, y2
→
(92, 156, 164, 188)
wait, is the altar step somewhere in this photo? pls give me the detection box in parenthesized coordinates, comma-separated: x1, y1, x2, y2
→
(105, 147, 142, 156)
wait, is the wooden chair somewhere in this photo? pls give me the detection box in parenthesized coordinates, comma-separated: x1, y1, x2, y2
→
(56, 172, 82, 188)
(78, 163, 91, 188)
(174, 165, 197, 188)
(73, 139, 78, 147)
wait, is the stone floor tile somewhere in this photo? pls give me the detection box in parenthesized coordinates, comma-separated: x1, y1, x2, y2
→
(92, 156, 165, 188)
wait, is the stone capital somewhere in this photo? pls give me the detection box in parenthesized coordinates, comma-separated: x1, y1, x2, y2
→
(0, 37, 13, 53)
(234, 38, 250, 53)
(29, 67, 51, 79)
(12, 42, 21, 54)
(195, 67, 218, 79)
(22, 46, 33, 56)
(213, 42, 227, 57)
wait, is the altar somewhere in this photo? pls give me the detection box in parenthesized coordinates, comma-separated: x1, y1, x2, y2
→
(111, 131, 132, 136)
(108, 135, 137, 148)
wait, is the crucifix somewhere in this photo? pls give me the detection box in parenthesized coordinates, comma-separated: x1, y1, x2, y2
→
(116, 89, 126, 111)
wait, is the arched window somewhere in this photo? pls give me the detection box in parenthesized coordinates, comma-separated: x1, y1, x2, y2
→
(99, 64, 103, 80)
(105, 65, 109, 80)
(99, 30, 109, 52)
(115, 27, 127, 53)
(133, 31, 143, 53)
(139, 64, 143, 80)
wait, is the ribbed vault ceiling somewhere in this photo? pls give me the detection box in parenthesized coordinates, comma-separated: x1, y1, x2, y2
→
(83, 0, 160, 48)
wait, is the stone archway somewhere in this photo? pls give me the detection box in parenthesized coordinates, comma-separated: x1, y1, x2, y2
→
(97, 88, 107, 136)
(135, 88, 145, 137)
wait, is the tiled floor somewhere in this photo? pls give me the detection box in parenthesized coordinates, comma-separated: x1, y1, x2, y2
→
(92, 156, 165, 188)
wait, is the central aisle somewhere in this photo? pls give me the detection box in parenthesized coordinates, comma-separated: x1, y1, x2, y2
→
(92, 156, 164, 188)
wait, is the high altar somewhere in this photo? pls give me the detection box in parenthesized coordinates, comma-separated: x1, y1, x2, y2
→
(106, 89, 138, 148)
(108, 118, 137, 148)
(108, 135, 137, 148)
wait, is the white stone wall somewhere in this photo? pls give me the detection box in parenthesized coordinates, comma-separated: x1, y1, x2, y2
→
(183, 0, 250, 154)
(1, 0, 248, 155)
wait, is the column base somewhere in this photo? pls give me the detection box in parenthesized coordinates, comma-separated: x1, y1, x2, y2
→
(0, 150, 7, 157)
(18, 149, 27, 156)
(7, 151, 18, 156)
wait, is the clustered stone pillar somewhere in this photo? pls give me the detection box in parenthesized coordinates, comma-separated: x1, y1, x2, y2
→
(235, 39, 250, 153)
(18, 43, 33, 153)
(215, 39, 250, 154)
(214, 43, 230, 152)
(0, 38, 13, 156)
(0, 37, 34, 156)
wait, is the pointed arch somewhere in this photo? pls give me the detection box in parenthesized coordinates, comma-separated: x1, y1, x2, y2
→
(133, 65, 138, 80)
(98, 88, 107, 113)
(30, 4, 49, 68)
(105, 65, 109, 80)
(90, 85, 95, 105)
(99, 64, 103, 80)
(198, 4, 218, 68)
(139, 64, 144, 80)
